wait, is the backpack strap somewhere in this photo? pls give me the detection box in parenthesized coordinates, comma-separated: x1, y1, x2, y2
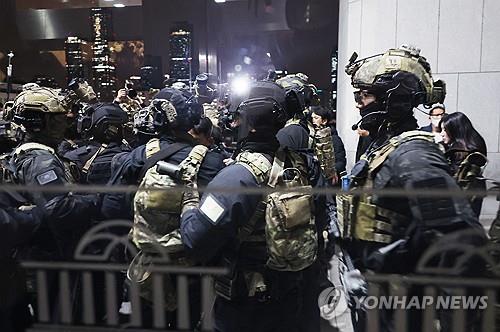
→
(81, 143, 108, 174)
(178, 145, 209, 183)
(138, 142, 189, 180)
(268, 150, 285, 188)
(145, 138, 161, 159)
(235, 151, 273, 185)
(366, 130, 437, 176)
(234, 152, 273, 243)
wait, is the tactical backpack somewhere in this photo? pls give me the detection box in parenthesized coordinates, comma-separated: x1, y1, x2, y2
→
(128, 143, 208, 310)
(237, 149, 318, 272)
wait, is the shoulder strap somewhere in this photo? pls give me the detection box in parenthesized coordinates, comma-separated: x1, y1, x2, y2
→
(81, 143, 108, 174)
(235, 151, 273, 185)
(367, 130, 436, 176)
(268, 150, 285, 188)
(307, 122, 315, 149)
(145, 138, 161, 159)
(13, 142, 55, 158)
(138, 142, 189, 180)
(178, 145, 209, 182)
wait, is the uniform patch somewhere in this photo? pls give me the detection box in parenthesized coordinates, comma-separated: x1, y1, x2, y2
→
(36, 169, 58, 185)
(200, 194, 225, 225)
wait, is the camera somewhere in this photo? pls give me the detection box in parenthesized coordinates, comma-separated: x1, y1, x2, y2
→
(68, 79, 98, 104)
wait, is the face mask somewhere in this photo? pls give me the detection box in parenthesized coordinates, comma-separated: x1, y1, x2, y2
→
(358, 102, 385, 133)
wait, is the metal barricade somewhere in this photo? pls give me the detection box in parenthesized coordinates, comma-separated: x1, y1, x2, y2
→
(18, 219, 227, 332)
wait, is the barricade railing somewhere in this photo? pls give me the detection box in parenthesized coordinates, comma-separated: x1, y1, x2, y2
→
(360, 274, 500, 332)
(2, 183, 499, 331)
(20, 260, 227, 332)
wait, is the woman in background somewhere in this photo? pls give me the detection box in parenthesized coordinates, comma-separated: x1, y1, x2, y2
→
(310, 106, 347, 183)
(440, 112, 487, 216)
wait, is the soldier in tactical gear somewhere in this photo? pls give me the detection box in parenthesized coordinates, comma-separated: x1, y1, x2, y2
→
(0, 86, 100, 329)
(101, 87, 225, 220)
(179, 80, 326, 332)
(339, 45, 483, 330)
(275, 73, 318, 150)
(4, 85, 100, 256)
(98, 87, 225, 328)
(0, 191, 45, 332)
(275, 73, 338, 187)
(61, 103, 131, 184)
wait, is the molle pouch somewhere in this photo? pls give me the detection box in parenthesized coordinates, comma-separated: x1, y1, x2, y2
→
(353, 201, 393, 244)
(132, 145, 208, 252)
(313, 127, 336, 179)
(269, 168, 313, 230)
(265, 167, 317, 272)
(133, 166, 182, 250)
(335, 194, 353, 239)
(214, 257, 248, 301)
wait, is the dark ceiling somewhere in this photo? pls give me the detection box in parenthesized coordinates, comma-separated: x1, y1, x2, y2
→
(15, 0, 142, 10)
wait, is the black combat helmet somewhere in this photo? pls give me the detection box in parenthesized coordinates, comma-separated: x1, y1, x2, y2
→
(78, 103, 128, 142)
(275, 72, 319, 117)
(236, 80, 289, 142)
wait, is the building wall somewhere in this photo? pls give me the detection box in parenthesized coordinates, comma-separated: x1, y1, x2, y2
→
(337, 0, 500, 225)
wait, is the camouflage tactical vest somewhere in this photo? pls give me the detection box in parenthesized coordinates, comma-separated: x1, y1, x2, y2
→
(336, 131, 437, 244)
(132, 144, 208, 253)
(128, 144, 208, 310)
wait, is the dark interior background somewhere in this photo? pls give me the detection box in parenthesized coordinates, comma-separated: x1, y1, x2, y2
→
(0, 0, 338, 93)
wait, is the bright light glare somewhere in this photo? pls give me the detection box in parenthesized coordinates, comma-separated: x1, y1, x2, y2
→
(231, 76, 251, 96)
(113, 3, 125, 7)
(214, 0, 226, 3)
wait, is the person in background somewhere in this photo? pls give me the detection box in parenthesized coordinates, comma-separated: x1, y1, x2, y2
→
(440, 112, 488, 216)
(420, 103, 446, 143)
(310, 106, 347, 183)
